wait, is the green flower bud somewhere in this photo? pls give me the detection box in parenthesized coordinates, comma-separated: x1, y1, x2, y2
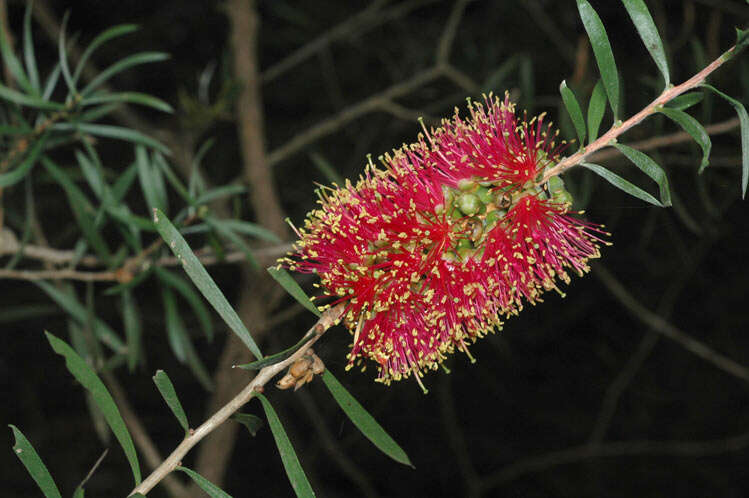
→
(456, 237, 473, 249)
(552, 189, 574, 206)
(475, 186, 494, 204)
(484, 209, 505, 228)
(457, 178, 477, 192)
(457, 192, 480, 215)
(548, 175, 565, 193)
(441, 185, 455, 206)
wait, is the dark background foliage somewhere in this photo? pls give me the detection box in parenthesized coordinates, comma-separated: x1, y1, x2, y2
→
(2, 0, 749, 497)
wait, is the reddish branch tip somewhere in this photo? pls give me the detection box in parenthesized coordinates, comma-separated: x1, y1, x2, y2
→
(285, 93, 606, 385)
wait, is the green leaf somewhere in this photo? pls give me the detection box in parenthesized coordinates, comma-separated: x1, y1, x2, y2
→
(581, 162, 663, 206)
(0, 15, 33, 93)
(267, 267, 320, 317)
(232, 413, 264, 437)
(136, 146, 168, 214)
(34, 281, 126, 353)
(44, 332, 141, 485)
(218, 219, 281, 243)
(153, 370, 189, 433)
(559, 80, 586, 147)
(613, 143, 671, 206)
(58, 13, 76, 96)
(41, 157, 112, 263)
(658, 107, 711, 171)
(121, 290, 142, 371)
(665, 92, 703, 111)
(621, 0, 669, 88)
(735, 27, 749, 55)
(0, 83, 63, 110)
(73, 24, 139, 83)
(322, 370, 413, 467)
(577, 0, 620, 119)
(162, 287, 188, 362)
(80, 52, 170, 97)
(480, 55, 520, 93)
(309, 152, 344, 185)
(155, 267, 214, 341)
(155, 154, 193, 204)
(83, 92, 173, 113)
(256, 393, 315, 498)
(194, 184, 247, 205)
(9, 425, 63, 498)
(72, 488, 84, 498)
(177, 467, 232, 498)
(22, 1, 40, 92)
(54, 123, 170, 155)
(104, 267, 153, 296)
(42, 63, 61, 101)
(701, 84, 749, 198)
(236, 330, 316, 370)
(207, 218, 259, 271)
(587, 80, 607, 142)
(153, 209, 263, 359)
(0, 132, 48, 188)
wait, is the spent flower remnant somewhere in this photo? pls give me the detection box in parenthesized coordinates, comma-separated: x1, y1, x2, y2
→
(285, 93, 608, 388)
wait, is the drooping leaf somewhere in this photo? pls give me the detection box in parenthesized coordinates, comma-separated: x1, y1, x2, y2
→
(581, 162, 663, 206)
(22, 2, 40, 92)
(232, 413, 264, 437)
(322, 370, 413, 467)
(153, 370, 189, 432)
(9, 425, 63, 498)
(0, 14, 33, 93)
(207, 218, 259, 271)
(154, 267, 214, 341)
(58, 12, 76, 96)
(153, 209, 263, 359)
(0, 83, 63, 110)
(613, 143, 672, 206)
(80, 52, 170, 97)
(658, 107, 711, 171)
(177, 467, 232, 498)
(621, 0, 669, 88)
(577, 0, 619, 119)
(52, 122, 170, 155)
(82, 92, 173, 113)
(236, 330, 316, 370)
(701, 84, 749, 198)
(665, 92, 703, 111)
(34, 281, 126, 353)
(136, 146, 168, 214)
(559, 80, 586, 147)
(267, 267, 320, 317)
(73, 24, 139, 83)
(256, 394, 315, 498)
(194, 184, 247, 206)
(44, 332, 141, 485)
(587, 79, 607, 142)
(309, 152, 344, 185)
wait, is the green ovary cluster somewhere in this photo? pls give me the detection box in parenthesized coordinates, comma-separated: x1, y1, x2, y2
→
(437, 175, 575, 263)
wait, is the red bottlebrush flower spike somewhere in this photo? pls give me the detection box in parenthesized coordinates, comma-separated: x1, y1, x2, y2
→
(284, 93, 609, 388)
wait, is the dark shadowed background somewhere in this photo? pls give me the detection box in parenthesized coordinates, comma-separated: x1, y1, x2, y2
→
(2, 0, 749, 497)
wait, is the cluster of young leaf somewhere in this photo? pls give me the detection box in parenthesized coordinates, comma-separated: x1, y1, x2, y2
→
(558, 0, 748, 204)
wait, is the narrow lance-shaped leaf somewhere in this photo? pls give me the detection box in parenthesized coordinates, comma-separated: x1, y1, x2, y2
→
(587, 79, 606, 143)
(0, 84, 64, 110)
(658, 107, 711, 171)
(73, 24, 139, 83)
(309, 152, 345, 185)
(577, 0, 620, 119)
(559, 80, 586, 147)
(665, 92, 703, 111)
(52, 123, 170, 155)
(9, 425, 63, 498)
(0, 13, 33, 93)
(256, 394, 315, 498)
(121, 290, 142, 371)
(154, 267, 214, 341)
(153, 370, 189, 433)
(137, 146, 167, 214)
(232, 413, 264, 437)
(613, 143, 672, 206)
(267, 267, 320, 317)
(581, 162, 663, 206)
(207, 218, 259, 271)
(177, 467, 232, 498)
(621, 0, 669, 88)
(34, 281, 126, 353)
(82, 92, 174, 113)
(236, 330, 316, 370)
(80, 52, 170, 97)
(322, 370, 413, 467)
(153, 209, 263, 359)
(44, 332, 141, 485)
(22, 1, 40, 92)
(701, 84, 749, 198)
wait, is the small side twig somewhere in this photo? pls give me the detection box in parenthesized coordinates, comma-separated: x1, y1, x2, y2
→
(129, 303, 345, 497)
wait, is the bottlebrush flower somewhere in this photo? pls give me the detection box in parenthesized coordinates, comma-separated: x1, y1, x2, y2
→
(284, 93, 608, 388)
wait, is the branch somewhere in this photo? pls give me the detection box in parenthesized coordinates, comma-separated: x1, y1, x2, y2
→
(592, 263, 749, 384)
(129, 303, 345, 497)
(540, 44, 740, 184)
(480, 431, 749, 490)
